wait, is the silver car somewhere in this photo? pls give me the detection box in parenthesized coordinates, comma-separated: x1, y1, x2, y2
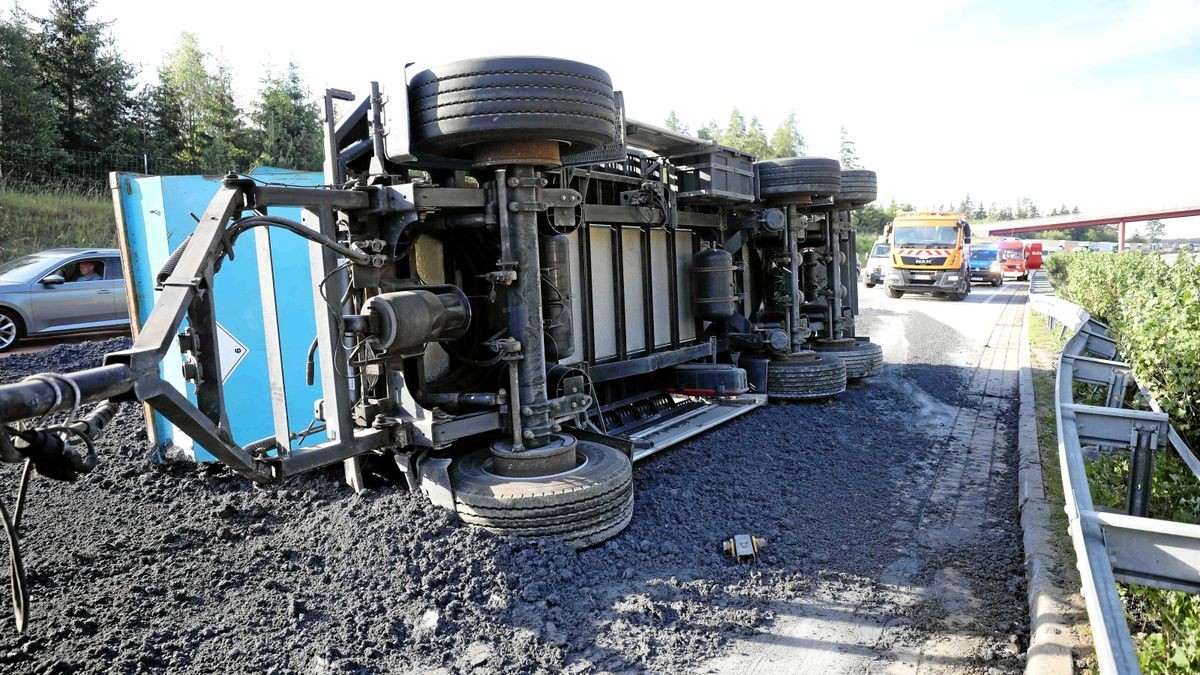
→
(0, 248, 130, 352)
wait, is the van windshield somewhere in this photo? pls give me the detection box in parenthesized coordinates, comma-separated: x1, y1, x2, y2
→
(970, 249, 997, 261)
(870, 244, 889, 257)
(893, 226, 958, 248)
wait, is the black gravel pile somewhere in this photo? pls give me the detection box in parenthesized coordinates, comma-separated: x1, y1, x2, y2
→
(0, 336, 1022, 674)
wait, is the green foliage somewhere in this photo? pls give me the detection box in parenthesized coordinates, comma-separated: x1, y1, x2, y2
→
(251, 63, 323, 171)
(0, 18, 65, 178)
(839, 126, 860, 168)
(769, 112, 805, 158)
(20, 0, 136, 156)
(0, 185, 114, 258)
(852, 199, 915, 238)
(1145, 220, 1166, 243)
(664, 110, 687, 134)
(1086, 449, 1200, 673)
(160, 33, 254, 171)
(1043, 251, 1070, 288)
(666, 110, 807, 160)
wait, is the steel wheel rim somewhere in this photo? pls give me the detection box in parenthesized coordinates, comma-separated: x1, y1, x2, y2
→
(0, 315, 15, 350)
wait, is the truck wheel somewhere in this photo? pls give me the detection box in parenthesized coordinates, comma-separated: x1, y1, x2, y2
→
(408, 56, 618, 159)
(886, 288, 904, 299)
(0, 309, 23, 352)
(835, 169, 877, 206)
(767, 351, 847, 400)
(451, 440, 633, 549)
(756, 157, 841, 201)
(813, 340, 884, 380)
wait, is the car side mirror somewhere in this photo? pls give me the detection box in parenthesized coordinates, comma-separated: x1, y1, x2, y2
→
(40, 274, 66, 285)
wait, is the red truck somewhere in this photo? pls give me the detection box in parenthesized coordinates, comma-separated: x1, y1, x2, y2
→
(995, 240, 1042, 280)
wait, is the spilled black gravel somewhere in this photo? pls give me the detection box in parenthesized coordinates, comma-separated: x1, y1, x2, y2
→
(0, 331, 1025, 674)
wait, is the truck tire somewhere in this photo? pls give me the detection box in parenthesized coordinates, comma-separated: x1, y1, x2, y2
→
(0, 309, 23, 352)
(756, 157, 841, 200)
(835, 169, 877, 206)
(813, 340, 884, 380)
(408, 56, 618, 159)
(767, 351, 847, 400)
(451, 440, 633, 549)
(886, 287, 904, 298)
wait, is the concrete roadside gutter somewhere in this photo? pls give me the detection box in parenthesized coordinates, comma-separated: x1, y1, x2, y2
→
(1018, 305, 1075, 674)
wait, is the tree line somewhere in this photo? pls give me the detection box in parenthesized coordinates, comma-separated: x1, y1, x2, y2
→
(663, 110, 865, 169)
(0, 0, 324, 190)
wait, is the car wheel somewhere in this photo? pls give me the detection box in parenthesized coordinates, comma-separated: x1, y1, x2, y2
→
(886, 288, 904, 298)
(992, 278, 1002, 287)
(864, 282, 875, 288)
(0, 309, 23, 352)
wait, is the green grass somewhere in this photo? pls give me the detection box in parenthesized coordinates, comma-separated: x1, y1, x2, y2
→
(0, 185, 116, 260)
(1028, 311, 1076, 564)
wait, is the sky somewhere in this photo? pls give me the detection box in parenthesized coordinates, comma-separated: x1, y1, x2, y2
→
(8, 0, 1200, 236)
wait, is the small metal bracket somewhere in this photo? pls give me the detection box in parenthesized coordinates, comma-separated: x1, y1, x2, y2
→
(723, 534, 765, 563)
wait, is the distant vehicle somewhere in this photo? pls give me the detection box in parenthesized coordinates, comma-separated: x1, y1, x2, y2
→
(0, 248, 129, 352)
(967, 247, 1003, 286)
(996, 240, 1029, 280)
(1024, 242, 1043, 271)
(863, 238, 890, 288)
(883, 212, 971, 300)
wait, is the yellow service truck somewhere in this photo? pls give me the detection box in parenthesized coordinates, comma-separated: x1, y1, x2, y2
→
(883, 212, 972, 301)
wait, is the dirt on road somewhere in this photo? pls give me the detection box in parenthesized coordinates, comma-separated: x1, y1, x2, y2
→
(0, 285, 1030, 674)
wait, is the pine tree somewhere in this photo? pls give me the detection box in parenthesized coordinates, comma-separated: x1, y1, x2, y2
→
(696, 120, 719, 141)
(21, 0, 135, 156)
(664, 110, 688, 134)
(742, 116, 771, 158)
(839, 126, 860, 168)
(251, 63, 323, 171)
(768, 112, 805, 159)
(720, 108, 747, 149)
(0, 18, 64, 179)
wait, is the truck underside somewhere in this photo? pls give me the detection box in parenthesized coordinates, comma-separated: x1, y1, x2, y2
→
(0, 56, 881, 551)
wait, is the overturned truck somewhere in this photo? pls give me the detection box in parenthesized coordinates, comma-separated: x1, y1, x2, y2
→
(0, 57, 879, 551)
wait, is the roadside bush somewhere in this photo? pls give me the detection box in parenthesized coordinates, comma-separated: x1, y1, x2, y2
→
(1044, 251, 1071, 289)
(1058, 251, 1198, 447)
(1065, 250, 1200, 671)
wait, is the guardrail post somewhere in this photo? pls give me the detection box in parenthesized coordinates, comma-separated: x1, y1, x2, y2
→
(1126, 428, 1155, 517)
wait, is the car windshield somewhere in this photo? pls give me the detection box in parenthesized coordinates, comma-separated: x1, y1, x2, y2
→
(0, 254, 56, 283)
(893, 226, 958, 248)
(870, 244, 889, 257)
(970, 249, 997, 261)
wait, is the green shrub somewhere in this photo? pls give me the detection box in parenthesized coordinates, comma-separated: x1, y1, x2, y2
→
(1044, 251, 1071, 289)
(1058, 251, 1198, 447)
(1088, 450, 1200, 673)
(0, 185, 116, 260)
(1066, 250, 1200, 671)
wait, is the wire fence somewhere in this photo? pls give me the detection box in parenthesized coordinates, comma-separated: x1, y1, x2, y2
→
(0, 148, 228, 197)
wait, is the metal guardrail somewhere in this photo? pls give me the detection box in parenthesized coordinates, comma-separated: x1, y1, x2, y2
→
(1031, 270, 1200, 673)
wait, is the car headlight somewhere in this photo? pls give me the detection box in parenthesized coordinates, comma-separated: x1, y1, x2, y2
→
(990, 262, 1000, 271)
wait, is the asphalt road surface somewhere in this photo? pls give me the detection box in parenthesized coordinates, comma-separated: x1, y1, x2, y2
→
(0, 280, 1030, 674)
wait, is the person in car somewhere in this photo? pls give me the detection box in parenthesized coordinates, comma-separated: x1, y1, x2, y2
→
(73, 260, 102, 282)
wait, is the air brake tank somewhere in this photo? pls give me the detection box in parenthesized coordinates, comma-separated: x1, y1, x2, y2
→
(540, 234, 574, 361)
(692, 243, 737, 320)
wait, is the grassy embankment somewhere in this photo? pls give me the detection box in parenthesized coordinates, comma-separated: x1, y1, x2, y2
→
(0, 186, 116, 261)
